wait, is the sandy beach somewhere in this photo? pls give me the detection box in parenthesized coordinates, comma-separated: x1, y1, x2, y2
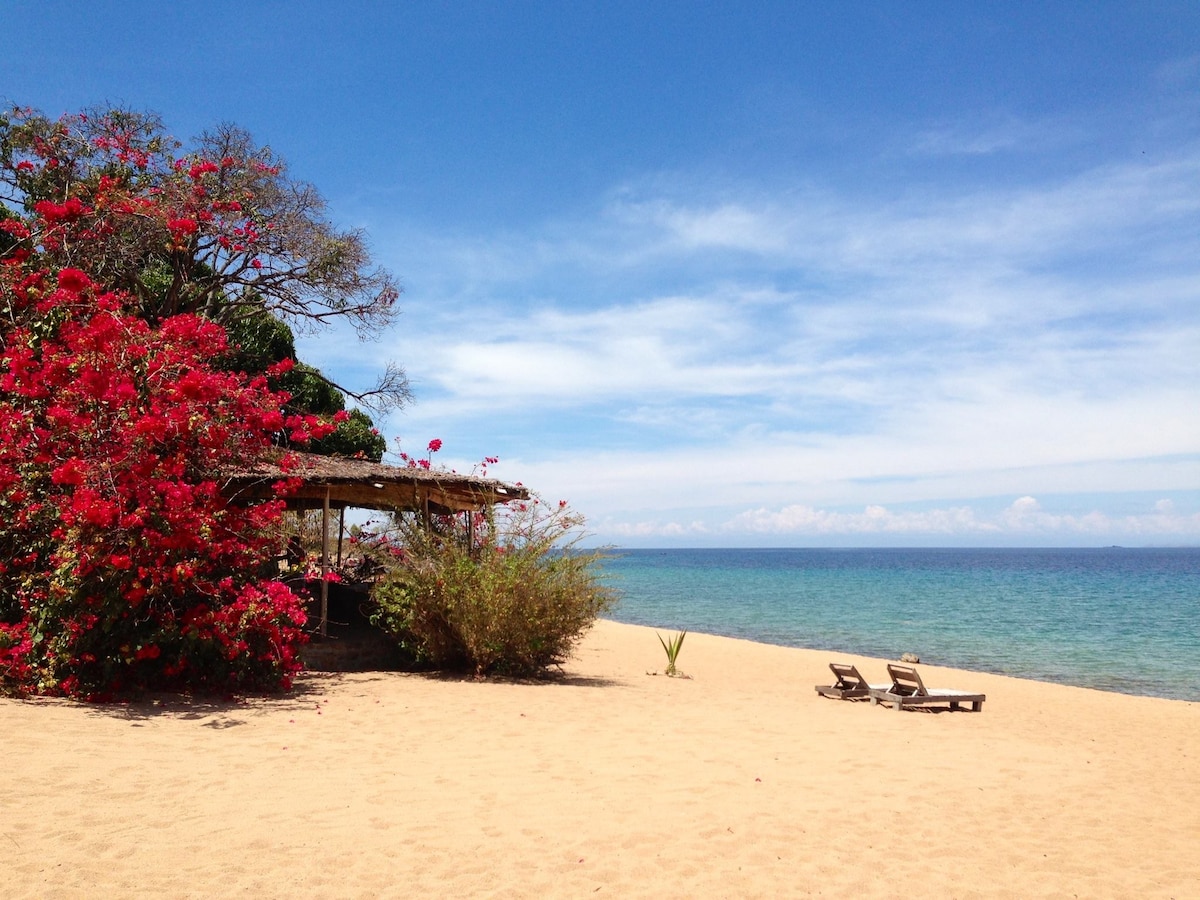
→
(3, 618, 1198, 898)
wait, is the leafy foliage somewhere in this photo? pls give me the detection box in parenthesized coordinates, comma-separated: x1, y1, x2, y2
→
(223, 309, 386, 460)
(308, 408, 386, 461)
(367, 498, 616, 678)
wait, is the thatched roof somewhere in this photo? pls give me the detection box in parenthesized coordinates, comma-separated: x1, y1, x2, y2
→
(223, 451, 529, 514)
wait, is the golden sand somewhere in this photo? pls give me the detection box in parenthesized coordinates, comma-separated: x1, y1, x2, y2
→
(3, 619, 1198, 897)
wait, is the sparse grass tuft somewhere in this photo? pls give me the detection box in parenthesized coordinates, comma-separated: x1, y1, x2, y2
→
(657, 630, 687, 676)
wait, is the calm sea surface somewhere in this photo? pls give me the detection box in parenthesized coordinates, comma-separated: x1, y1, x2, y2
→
(599, 548, 1200, 701)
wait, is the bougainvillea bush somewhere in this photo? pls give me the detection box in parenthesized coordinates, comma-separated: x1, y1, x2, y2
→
(0, 109, 352, 699)
(0, 104, 404, 457)
(0, 266, 340, 697)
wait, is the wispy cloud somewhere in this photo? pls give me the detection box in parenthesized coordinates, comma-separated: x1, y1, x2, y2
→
(302, 136, 1200, 544)
(907, 111, 1082, 158)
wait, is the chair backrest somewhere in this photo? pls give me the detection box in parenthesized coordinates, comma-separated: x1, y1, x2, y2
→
(885, 664, 928, 697)
(830, 662, 867, 690)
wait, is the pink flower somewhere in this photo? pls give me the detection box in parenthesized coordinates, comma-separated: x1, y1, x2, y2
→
(427, 438, 443, 453)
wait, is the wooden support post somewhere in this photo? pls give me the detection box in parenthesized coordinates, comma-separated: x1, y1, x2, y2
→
(320, 486, 330, 637)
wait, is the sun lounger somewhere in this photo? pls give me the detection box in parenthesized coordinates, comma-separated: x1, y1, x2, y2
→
(869, 663, 985, 711)
(814, 662, 888, 700)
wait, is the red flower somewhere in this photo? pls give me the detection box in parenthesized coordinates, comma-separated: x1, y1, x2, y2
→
(188, 161, 219, 179)
(51, 459, 87, 486)
(57, 268, 91, 293)
(427, 438, 443, 453)
(0, 219, 31, 240)
(34, 197, 87, 224)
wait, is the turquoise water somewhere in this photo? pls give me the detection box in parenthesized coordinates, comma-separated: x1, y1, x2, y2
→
(599, 548, 1200, 700)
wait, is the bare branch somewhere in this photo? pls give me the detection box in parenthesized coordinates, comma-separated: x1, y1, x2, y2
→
(300, 361, 412, 414)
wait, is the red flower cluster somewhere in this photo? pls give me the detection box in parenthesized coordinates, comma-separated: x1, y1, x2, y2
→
(0, 214, 324, 699)
(2, 109, 289, 317)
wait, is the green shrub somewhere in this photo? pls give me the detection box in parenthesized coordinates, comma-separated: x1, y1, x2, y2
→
(367, 499, 616, 677)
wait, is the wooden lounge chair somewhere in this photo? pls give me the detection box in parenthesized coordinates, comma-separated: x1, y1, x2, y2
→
(869, 663, 985, 711)
(814, 662, 888, 700)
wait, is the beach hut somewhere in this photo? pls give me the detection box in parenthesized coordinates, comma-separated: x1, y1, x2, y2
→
(223, 451, 529, 634)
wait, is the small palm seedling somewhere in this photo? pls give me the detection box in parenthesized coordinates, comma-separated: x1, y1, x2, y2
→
(657, 630, 687, 676)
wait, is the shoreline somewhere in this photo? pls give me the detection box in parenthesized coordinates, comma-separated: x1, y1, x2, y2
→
(601, 546, 1200, 703)
(604, 614, 1195, 702)
(3, 618, 1197, 897)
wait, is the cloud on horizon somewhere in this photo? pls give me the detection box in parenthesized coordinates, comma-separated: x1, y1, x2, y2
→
(602, 495, 1200, 545)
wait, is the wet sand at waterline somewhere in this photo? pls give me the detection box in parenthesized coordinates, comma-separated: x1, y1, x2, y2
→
(3, 619, 1198, 898)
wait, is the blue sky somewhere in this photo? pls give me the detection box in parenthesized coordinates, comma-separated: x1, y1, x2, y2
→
(4, 1, 1199, 546)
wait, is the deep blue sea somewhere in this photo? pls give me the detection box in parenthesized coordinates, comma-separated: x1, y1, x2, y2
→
(599, 548, 1200, 701)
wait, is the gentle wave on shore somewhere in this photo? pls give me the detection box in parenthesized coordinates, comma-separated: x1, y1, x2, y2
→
(601, 547, 1200, 700)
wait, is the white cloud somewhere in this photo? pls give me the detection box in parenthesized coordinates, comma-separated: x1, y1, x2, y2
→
(302, 137, 1200, 546)
(726, 503, 997, 536)
(601, 496, 1200, 544)
(605, 197, 790, 255)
